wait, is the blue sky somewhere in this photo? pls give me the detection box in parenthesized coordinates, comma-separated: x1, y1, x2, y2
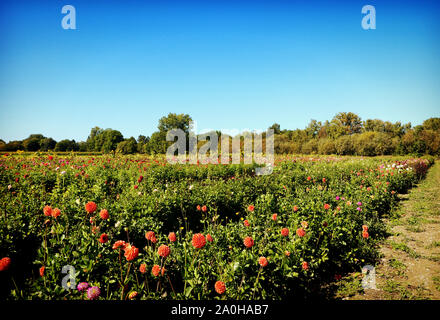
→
(1, 0, 439, 142)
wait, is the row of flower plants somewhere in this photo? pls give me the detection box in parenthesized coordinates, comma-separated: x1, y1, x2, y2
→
(0, 154, 434, 300)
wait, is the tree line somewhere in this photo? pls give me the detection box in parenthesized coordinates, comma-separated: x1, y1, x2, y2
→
(1, 112, 439, 156)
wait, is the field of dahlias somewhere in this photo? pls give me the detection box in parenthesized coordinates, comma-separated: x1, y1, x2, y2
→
(0, 154, 434, 300)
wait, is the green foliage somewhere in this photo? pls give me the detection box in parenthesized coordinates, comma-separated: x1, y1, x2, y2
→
(0, 154, 431, 300)
(116, 137, 138, 155)
(23, 138, 41, 151)
(55, 139, 79, 152)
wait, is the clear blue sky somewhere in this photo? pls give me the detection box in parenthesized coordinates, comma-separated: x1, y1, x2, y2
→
(1, 0, 439, 142)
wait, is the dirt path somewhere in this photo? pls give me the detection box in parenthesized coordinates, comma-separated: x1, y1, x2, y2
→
(345, 160, 440, 300)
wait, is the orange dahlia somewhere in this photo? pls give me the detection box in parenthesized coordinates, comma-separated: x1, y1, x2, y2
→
(168, 232, 176, 242)
(296, 228, 306, 237)
(247, 205, 255, 212)
(157, 245, 171, 258)
(192, 233, 206, 249)
(39, 266, 45, 277)
(243, 236, 254, 248)
(124, 244, 139, 261)
(139, 263, 147, 274)
(152, 264, 165, 277)
(112, 240, 127, 250)
(302, 261, 309, 270)
(43, 205, 52, 217)
(145, 231, 155, 241)
(258, 256, 268, 267)
(52, 208, 61, 219)
(214, 281, 226, 294)
(362, 231, 369, 239)
(99, 209, 109, 220)
(281, 228, 289, 237)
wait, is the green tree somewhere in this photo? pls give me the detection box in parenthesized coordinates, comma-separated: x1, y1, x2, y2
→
(331, 112, 363, 136)
(101, 129, 124, 153)
(86, 127, 124, 152)
(55, 139, 79, 152)
(40, 138, 57, 151)
(3, 141, 23, 151)
(305, 120, 322, 138)
(423, 118, 440, 132)
(269, 123, 281, 135)
(137, 135, 150, 153)
(334, 135, 355, 155)
(116, 137, 138, 154)
(158, 113, 192, 134)
(146, 131, 168, 154)
(23, 138, 41, 151)
(354, 132, 377, 156)
(317, 138, 336, 155)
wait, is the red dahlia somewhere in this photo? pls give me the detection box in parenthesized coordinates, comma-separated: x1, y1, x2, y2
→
(0, 257, 11, 271)
(85, 201, 97, 214)
(99, 233, 108, 244)
(192, 233, 206, 249)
